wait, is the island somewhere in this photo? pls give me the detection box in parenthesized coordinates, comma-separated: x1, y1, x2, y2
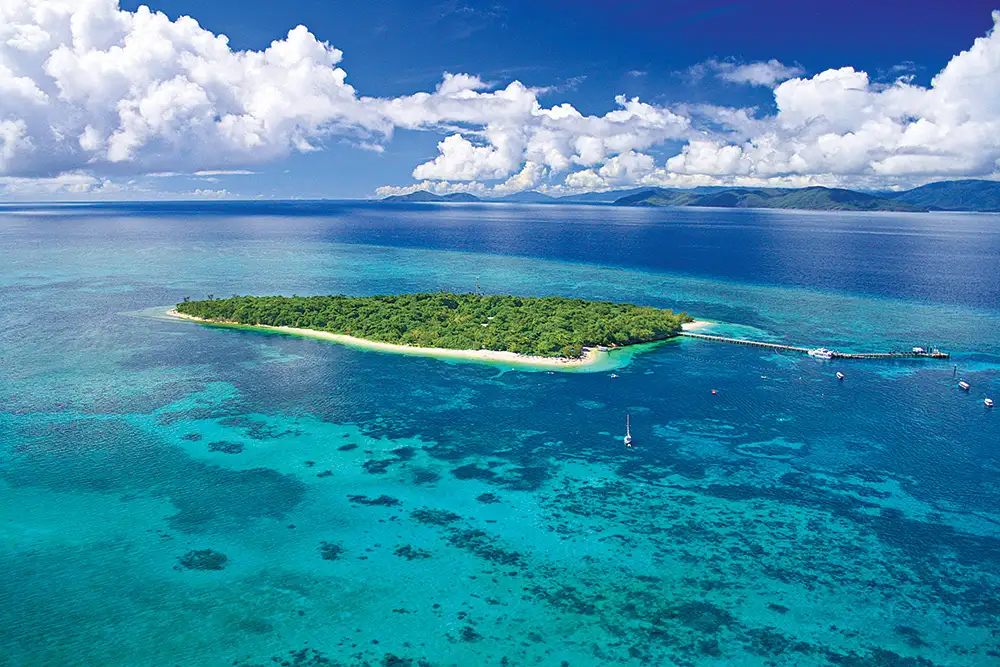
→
(170, 293, 694, 368)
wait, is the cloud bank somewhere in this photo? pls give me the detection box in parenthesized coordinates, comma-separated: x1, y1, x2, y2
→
(3, 1, 1000, 197)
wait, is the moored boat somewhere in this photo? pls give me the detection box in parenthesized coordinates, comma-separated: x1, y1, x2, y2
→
(987, 398, 995, 408)
(809, 347, 834, 360)
(836, 372, 845, 381)
(959, 380, 971, 391)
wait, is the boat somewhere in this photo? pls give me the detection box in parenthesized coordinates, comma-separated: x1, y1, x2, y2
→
(987, 398, 995, 408)
(836, 372, 845, 381)
(808, 347, 834, 360)
(624, 414, 633, 448)
(912, 346, 926, 354)
(596, 345, 609, 352)
(959, 380, 971, 391)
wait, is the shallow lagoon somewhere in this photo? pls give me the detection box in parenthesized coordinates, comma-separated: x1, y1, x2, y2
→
(1, 202, 998, 666)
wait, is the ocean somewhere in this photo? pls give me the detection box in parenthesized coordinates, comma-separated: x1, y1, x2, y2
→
(1, 202, 998, 666)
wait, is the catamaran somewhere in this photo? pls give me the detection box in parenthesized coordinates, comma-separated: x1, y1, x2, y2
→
(624, 414, 633, 448)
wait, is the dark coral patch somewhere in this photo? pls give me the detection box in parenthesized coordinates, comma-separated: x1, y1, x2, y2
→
(178, 549, 228, 571)
(411, 468, 440, 485)
(394, 544, 432, 560)
(447, 528, 523, 566)
(664, 601, 735, 634)
(208, 440, 244, 454)
(319, 541, 345, 561)
(411, 508, 461, 525)
(348, 494, 401, 507)
(363, 459, 395, 474)
(391, 446, 417, 460)
(451, 464, 496, 481)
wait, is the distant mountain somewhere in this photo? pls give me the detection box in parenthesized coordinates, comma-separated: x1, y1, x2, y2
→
(493, 191, 557, 203)
(380, 180, 1000, 212)
(555, 188, 651, 203)
(885, 179, 1000, 212)
(381, 190, 481, 203)
(441, 192, 482, 202)
(616, 187, 927, 212)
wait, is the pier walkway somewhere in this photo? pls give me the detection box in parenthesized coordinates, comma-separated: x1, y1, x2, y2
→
(678, 332, 950, 360)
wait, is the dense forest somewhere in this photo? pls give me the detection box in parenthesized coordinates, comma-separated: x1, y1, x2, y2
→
(175, 293, 692, 358)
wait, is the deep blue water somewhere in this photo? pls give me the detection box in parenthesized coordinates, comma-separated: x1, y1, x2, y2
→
(1, 202, 999, 666)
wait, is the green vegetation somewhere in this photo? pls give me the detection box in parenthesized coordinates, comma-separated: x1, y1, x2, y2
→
(885, 179, 1000, 212)
(175, 293, 692, 358)
(615, 186, 927, 212)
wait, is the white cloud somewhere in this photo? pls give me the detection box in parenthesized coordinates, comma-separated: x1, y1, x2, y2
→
(0, 0, 385, 178)
(665, 14, 1000, 186)
(492, 161, 546, 195)
(373, 181, 489, 198)
(710, 59, 806, 87)
(4, 1, 1000, 200)
(386, 88, 690, 186)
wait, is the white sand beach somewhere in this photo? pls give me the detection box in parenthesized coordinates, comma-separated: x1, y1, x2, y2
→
(167, 309, 605, 369)
(682, 320, 715, 331)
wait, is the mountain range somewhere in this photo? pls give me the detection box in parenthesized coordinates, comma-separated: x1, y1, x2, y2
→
(380, 179, 1000, 213)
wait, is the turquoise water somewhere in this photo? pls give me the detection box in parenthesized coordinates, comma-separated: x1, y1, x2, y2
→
(2, 203, 999, 666)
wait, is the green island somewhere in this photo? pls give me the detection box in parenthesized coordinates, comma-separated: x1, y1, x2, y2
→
(173, 293, 692, 361)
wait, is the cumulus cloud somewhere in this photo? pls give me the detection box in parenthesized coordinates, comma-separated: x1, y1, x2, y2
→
(4, 1, 1000, 199)
(664, 13, 1000, 187)
(0, 0, 386, 178)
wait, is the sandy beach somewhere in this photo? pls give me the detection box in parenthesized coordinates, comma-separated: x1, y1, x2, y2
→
(167, 309, 608, 369)
(682, 319, 716, 332)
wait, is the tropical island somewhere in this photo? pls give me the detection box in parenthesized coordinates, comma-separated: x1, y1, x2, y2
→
(171, 293, 694, 368)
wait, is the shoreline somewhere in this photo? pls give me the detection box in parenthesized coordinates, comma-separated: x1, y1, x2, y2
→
(168, 309, 614, 369)
(681, 320, 715, 332)
(166, 309, 714, 370)
(167, 309, 714, 370)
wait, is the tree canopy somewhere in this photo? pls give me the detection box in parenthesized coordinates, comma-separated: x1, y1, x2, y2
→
(176, 293, 692, 358)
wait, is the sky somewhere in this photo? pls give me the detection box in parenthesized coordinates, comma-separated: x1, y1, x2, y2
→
(2, 0, 1000, 200)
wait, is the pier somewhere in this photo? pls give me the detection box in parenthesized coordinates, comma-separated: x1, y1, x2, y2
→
(678, 332, 950, 360)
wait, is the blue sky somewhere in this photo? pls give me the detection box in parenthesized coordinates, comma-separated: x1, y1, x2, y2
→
(2, 1, 1000, 199)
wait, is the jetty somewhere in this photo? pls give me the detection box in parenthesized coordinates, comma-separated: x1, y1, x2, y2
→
(678, 332, 950, 360)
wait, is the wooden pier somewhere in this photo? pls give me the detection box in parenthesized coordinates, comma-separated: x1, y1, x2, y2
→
(678, 332, 950, 360)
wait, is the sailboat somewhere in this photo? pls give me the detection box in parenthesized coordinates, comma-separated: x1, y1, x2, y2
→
(624, 414, 633, 448)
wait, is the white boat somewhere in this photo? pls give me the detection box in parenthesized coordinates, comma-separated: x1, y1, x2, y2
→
(836, 372, 845, 381)
(912, 346, 926, 354)
(809, 348, 834, 360)
(624, 414, 633, 448)
(958, 380, 971, 391)
(596, 346, 609, 352)
(986, 398, 995, 408)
